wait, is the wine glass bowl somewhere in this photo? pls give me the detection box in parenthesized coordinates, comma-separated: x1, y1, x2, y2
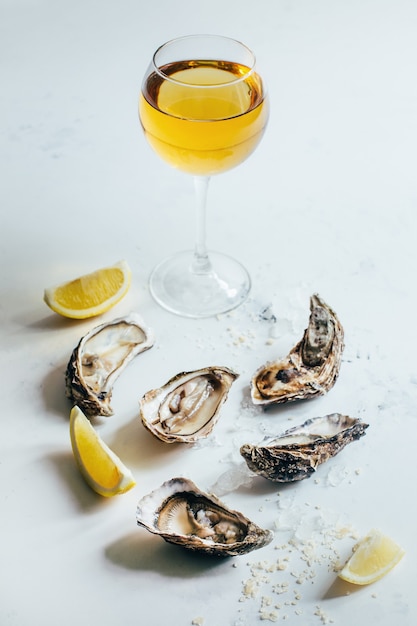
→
(139, 35, 268, 317)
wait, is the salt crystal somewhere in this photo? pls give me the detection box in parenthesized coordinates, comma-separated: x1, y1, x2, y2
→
(259, 610, 279, 622)
(314, 605, 333, 624)
(242, 578, 260, 598)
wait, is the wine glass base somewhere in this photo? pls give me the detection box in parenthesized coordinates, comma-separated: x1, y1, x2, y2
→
(149, 250, 251, 318)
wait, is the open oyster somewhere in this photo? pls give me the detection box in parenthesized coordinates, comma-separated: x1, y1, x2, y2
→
(66, 313, 154, 417)
(140, 366, 238, 443)
(251, 294, 344, 406)
(240, 413, 368, 482)
(136, 477, 273, 556)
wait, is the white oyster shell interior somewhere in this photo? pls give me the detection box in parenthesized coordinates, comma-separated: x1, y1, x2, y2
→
(65, 313, 154, 417)
(136, 477, 273, 556)
(140, 367, 238, 443)
(81, 322, 150, 393)
(263, 413, 354, 446)
(157, 494, 245, 544)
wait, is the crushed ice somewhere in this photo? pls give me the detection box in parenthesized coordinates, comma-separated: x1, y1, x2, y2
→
(210, 461, 257, 496)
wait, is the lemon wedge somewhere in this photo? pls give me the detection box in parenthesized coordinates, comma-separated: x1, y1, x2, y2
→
(44, 260, 131, 319)
(69, 405, 136, 497)
(338, 528, 405, 585)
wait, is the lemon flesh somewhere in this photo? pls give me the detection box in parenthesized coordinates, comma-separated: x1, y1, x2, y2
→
(338, 529, 405, 585)
(44, 260, 131, 319)
(69, 405, 136, 497)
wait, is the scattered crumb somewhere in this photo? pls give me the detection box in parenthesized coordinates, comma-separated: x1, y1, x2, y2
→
(191, 618, 204, 626)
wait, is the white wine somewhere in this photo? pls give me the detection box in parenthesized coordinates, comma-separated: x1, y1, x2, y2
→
(140, 59, 268, 175)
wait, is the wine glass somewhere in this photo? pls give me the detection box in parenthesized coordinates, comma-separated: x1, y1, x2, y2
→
(139, 34, 269, 318)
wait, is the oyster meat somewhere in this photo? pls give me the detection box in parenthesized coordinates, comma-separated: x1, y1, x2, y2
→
(240, 413, 368, 482)
(251, 294, 344, 406)
(136, 477, 273, 556)
(140, 366, 238, 443)
(66, 313, 154, 417)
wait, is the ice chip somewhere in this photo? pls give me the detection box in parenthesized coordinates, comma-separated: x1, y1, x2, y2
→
(211, 461, 256, 496)
(326, 464, 350, 487)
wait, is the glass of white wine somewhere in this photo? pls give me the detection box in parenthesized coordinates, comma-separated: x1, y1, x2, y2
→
(139, 34, 269, 318)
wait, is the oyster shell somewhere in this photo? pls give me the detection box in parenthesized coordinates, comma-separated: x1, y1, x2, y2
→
(251, 294, 344, 406)
(66, 313, 154, 417)
(140, 366, 238, 443)
(240, 413, 368, 482)
(136, 477, 273, 556)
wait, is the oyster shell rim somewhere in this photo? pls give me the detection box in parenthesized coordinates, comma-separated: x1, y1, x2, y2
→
(240, 413, 369, 482)
(136, 476, 273, 557)
(251, 294, 345, 406)
(139, 366, 238, 444)
(65, 312, 155, 417)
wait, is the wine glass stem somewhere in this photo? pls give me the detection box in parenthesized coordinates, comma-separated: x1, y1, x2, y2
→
(192, 176, 212, 275)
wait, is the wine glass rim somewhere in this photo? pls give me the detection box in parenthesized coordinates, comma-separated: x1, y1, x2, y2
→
(151, 34, 257, 87)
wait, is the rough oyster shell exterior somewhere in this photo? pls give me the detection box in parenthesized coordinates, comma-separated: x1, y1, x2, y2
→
(65, 313, 154, 417)
(240, 413, 368, 482)
(136, 477, 273, 556)
(251, 294, 344, 406)
(140, 366, 238, 443)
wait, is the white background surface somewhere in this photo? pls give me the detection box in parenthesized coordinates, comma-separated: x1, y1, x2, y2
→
(1, 0, 417, 624)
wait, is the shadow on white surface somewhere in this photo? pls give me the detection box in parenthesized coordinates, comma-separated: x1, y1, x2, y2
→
(322, 576, 362, 599)
(105, 531, 227, 576)
(48, 450, 113, 512)
(109, 415, 184, 469)
(236, 474, 295, 497)
(26, 313, 84, 333)
(42, 361, 71, 418)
